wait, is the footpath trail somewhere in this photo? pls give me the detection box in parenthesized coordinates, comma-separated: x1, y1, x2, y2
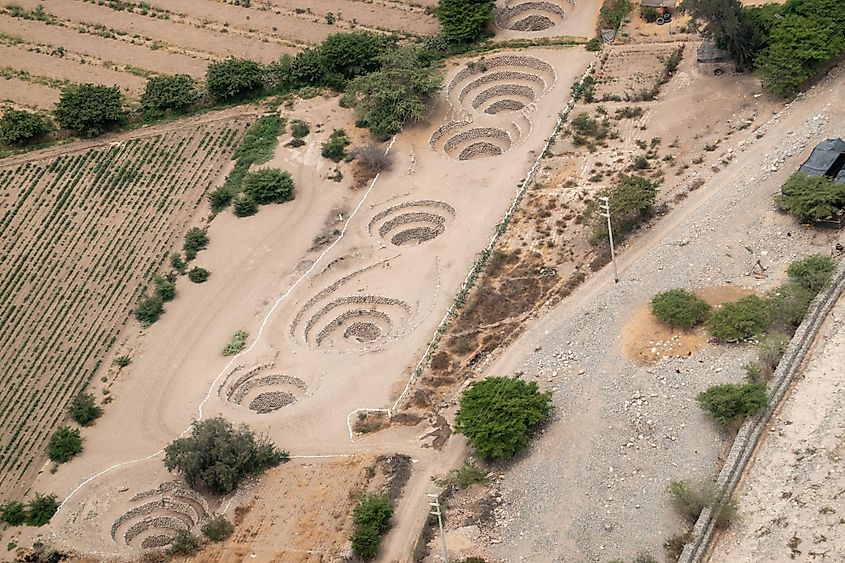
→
(483, 66, 845, 561)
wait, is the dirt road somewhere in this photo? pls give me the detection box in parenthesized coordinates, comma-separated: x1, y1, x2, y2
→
(482, 66, 845, 561)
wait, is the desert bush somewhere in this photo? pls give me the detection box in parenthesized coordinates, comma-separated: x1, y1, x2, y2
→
(775, 173, 845, 223)
(344, 45, 442, 140)
(164, 416, 288, 493)
(69, 392, 102, 426)
(201, 514, 234, 541)
(135, 295, 164, 326)
(0, 501, 26, 526)
(641, 6, 658, 22)
(756, 331, 789, 374)
(585, 36, 602, 51)
(321, 128, 350, 161)
(222, 330, 248, 356)
(288, 48, 325, 88)
(593, 175, 658, 241)
(787, 254, 835, 293)
(167, 529, 200, 555)
(668, 479, 737, 528)
(436, 0, 495, 44)
(0, 108, 50, 145)
(664, 530, 693, 560)
(170, 252, 186, 274)
(233, 193, 258, 217)
(114, 355, 132, 367)
(633, 154, 650, 170)
(242, 168, 294, 204)
(696, 382, 768, 424)
(140, 74, 197, 112)
(455, 377, 552, 460)
(152, 273, 176, 302)
(600, 0, 631, 29)
(54, 84, 125, 137)
(47, 426, 82, 463)
(353, 143, 392, 174)
(183, 227, 208, 259)
(351, 494, 394, 559)
(435, 461, 487, 489)
(25, 493, 59, 527)
(706, 295, 770, 341)
(615, 106, 644, 119)
(290, 119, 310, 138)
(766, 282, 813, 334)
(206, 57, 264, 101)
(187, 267, 210, 283)
(650, 289, 711, 329)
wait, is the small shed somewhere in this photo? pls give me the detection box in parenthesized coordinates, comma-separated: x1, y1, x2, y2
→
(640, 0, 676, 7)
(697, 40, 730, 63)
(798, 138, 845, 184)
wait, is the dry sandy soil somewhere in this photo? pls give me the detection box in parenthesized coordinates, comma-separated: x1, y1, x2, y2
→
(709, 297, 845, 562)
(3, 42, 594, 560)
(0, 0, 437, 110)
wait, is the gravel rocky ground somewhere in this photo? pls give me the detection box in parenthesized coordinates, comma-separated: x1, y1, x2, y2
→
(467, 66, 845, 562)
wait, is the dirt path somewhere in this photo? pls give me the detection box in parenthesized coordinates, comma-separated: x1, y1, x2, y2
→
(709, 296, 845, 562)
(481, 66, 845, 561)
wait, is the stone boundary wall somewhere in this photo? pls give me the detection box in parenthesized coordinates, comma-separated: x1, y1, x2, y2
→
(679, 258, 845, 562)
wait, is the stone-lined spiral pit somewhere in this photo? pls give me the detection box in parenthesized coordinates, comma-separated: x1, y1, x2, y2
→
(110, 483, 209, 550)
(431, 122, 518, 160)
(447, 57, 556, 115)
(368, 200, 457, 247)
(219, 365, 307, 415)
(495, 1, 567, 32)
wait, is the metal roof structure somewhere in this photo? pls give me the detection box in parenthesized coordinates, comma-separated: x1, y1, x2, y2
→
(697, 40, 731, 63)
(798, 138, 845, 184)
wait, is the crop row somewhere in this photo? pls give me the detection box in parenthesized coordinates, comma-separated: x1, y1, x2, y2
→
(0, 117, 249, 498)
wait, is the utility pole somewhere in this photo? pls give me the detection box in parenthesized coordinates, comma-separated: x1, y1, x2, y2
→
(598, 196, 619, 283)
(428, 493, 448, 563)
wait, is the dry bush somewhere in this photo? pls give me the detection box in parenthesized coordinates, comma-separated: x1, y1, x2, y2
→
(353, 143, 393, 175)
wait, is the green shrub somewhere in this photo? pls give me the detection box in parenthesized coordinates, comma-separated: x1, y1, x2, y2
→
(766, 282, 813, 334)
(25, 493, 59, 527)
(668, 479, 737, 528)
(696, 382, 768, 424)
(222, 330, 248, 356)
(641, 6, 658, 22)
(135, 295, 164, 326)
(593, 175, 658, 241)
(436, 0, 495, 44)
(233, 194, 257, 216)
(114, 355, 131, 367)
(201, 514, 234, 541)
(435, 461, 487, 489)
(206, 58, 264, 101)
(47, 426, 82, 463)
(706, 295, 770, 341)
(585, 36, 602, 51)
(164, 417, 288, 493)
(183, 227, 209, 259)
(167, 529, 200, 555)
(0, 108, 50, 145)
(455, 377, 551, 460)
(351, 494, 394, 559)
(321, 128, 350, 161)
(153, 273, 176, 302)
(775, 173, 845, 223)
(170, 252, 186, 274)
(290, 119, 310, 139)
(0, 501, 26, 526)
(787, 254, 835, 293)
(600, 0, 631, 29)
(140, 74, 196, 112)
(318, 32, 393, 89)
(69, 392, 102, 426)
(187, 267, 210, 283)
(242, 168, 294, 204)
(650, 289, 711, 329)
(54, 84, 125, 137)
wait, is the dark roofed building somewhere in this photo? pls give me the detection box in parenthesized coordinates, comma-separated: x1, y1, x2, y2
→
(697, 40, 731, 63)
(799, 138, 845, 184)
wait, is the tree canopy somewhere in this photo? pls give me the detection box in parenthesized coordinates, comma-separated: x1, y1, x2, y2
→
(69, 392, 102, 426)
(141, 74, 197, 112)
(206, 58, 264, 101)
(455, 377, 552, 460)
(47, 426, 83, 463)
(54, 84, 125, 137)
(0, 108, 50, 145)
(318, 32, 393, 89)
(241, 168, 295, 204)
(163, 417, 288, 493)
(344, 46, 442, 140)
(436, 0, 495, 44)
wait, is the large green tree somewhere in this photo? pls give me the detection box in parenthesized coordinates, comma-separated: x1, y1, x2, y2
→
(344, 46, 442, 140)
(318, 32, 393, 89)
(140, 74, 197, 112)
(455, 377, 552, 460)
(241, 168, 295, 204)
(0, 108, 50, 145)
(54, 84, 125, 137)
(47, 426, 83, 463)
(436, 0, 495, 44)
(206, 58, 264, 101)
(163, 417, 288, 493)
